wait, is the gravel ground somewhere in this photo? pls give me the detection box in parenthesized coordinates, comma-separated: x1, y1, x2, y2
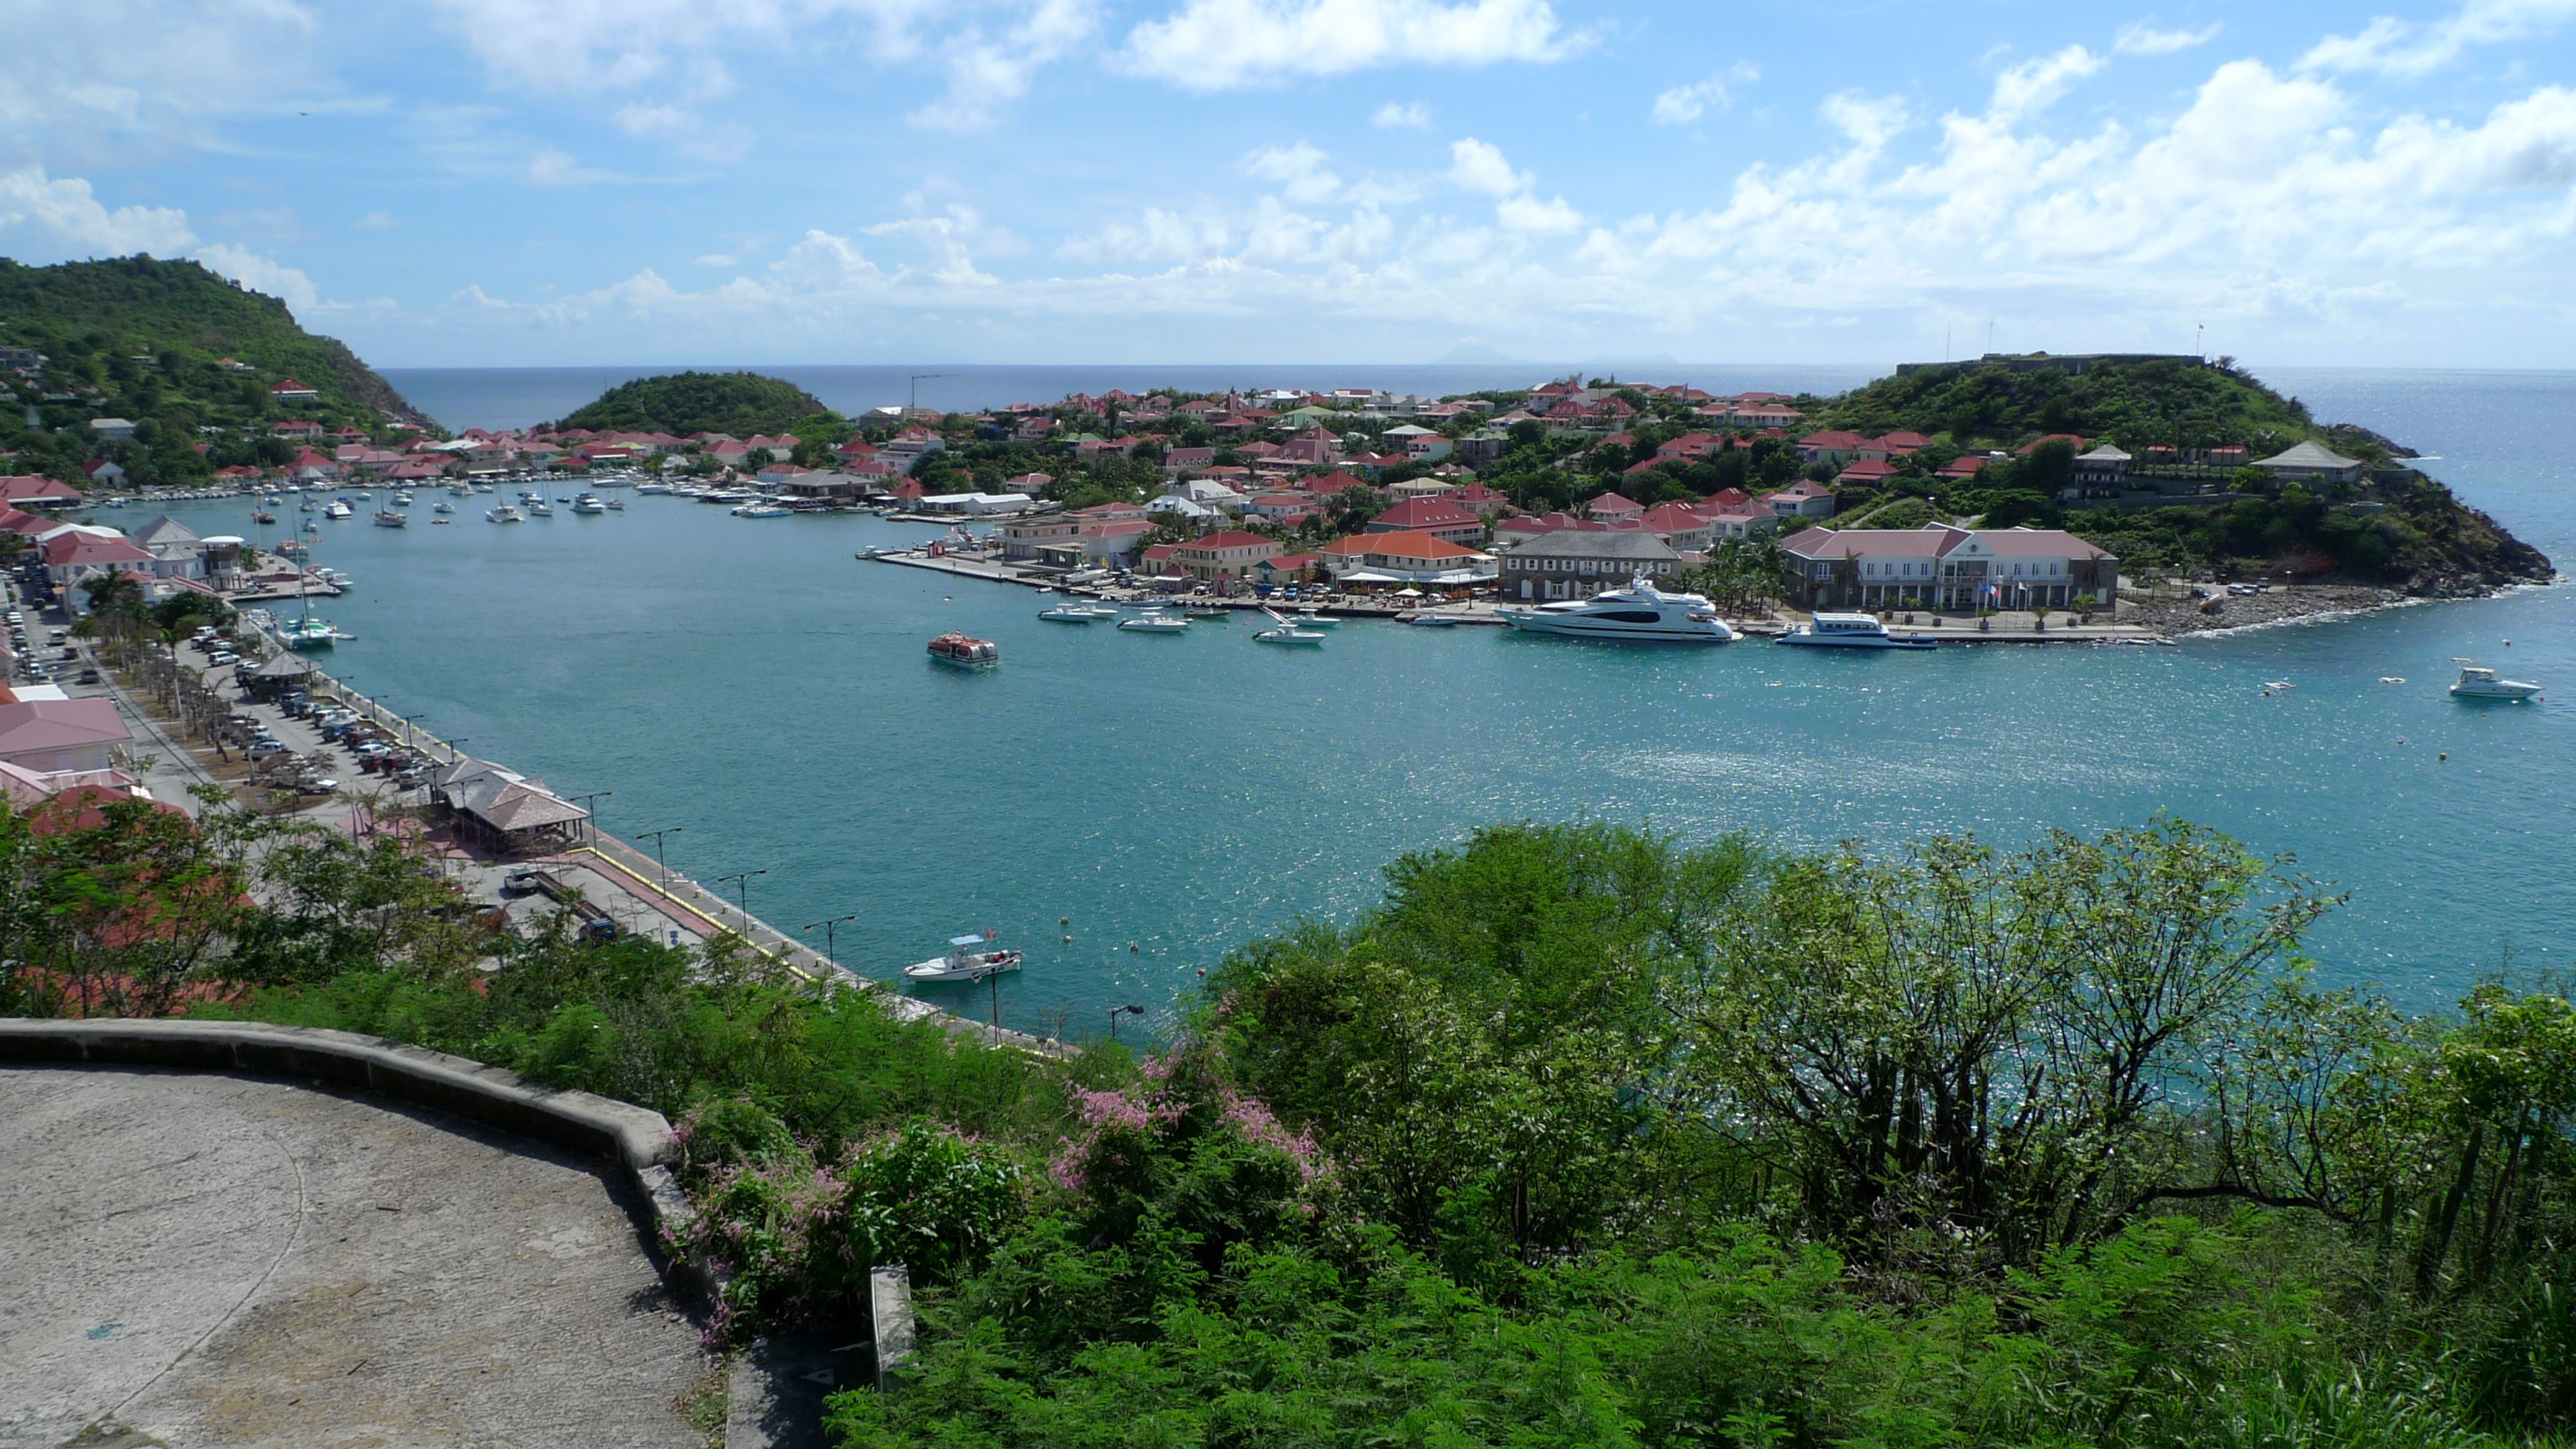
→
(2123, 583, 2413, 636)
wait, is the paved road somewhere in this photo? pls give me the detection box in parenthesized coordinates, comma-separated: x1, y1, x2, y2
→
(0, 1068, 709, 1449)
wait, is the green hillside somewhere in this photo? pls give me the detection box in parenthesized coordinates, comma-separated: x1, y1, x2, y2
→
(1794, 356, 2550, 590)
(553, 371, 837, 437)
(0, 254, 432, 488)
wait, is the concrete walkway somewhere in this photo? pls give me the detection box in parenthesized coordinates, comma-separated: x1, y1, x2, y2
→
(0, 1067, 710, 1449)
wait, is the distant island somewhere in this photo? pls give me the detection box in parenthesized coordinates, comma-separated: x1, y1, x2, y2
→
(549, 370, 834, 439)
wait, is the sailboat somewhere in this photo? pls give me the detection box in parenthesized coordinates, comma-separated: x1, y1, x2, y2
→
(281, 540, 341, 651)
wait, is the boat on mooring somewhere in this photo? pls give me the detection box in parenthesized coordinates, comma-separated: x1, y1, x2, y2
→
(1118, 610, 1190, 633)
(371, 508, 408, 528)
(2450, 660, 2542, 700)
(903, 932, 1022, 983)
(1254, 607, 1327, 646)
(1776, 612, 1939, 651)
(927, 632, 999, 666)
(487, 504, 524, 523)
(1497, 575, 1737, 643)
(1038, 604, 1099, 623)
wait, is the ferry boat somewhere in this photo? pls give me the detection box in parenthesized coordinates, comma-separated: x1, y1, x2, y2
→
(927, 632, 999, 666)
(1118, 611, 1191, 633)
(1497, 576, 1737, 644)
(903, 932, 1021, 983)
(487, 504, 524, 523)
(2450, 661, 2541, 700)
(1776, 612, 1939, 651)
(371, 508, 408, 528)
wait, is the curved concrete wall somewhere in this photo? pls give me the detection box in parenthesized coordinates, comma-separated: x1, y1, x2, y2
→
(0, 1017, 696, 1268)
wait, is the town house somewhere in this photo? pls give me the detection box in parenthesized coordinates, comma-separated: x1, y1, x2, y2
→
(1779, 524, 2120, 612)
(1498, 530, 1684, 602)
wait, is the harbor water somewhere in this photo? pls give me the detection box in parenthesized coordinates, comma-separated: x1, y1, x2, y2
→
(143, 367, 2576, 1033)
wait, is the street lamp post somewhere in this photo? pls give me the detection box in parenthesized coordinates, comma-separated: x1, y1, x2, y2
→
(569, 790, 613, 843)
(803, 912, 859, 971)
(715, 869, 766, 932)
(402, 712, 427, 748)
(638, 826, 683, 888)
(1107, 1003, 1145, 1042)
(446, 738, 470, 766)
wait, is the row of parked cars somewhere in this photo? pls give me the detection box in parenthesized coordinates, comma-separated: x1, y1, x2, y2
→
(12, 607, 98, 687)
(262, 687, 439, 790)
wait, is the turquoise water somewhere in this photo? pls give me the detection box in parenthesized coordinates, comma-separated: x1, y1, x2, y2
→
(139, 368, 2574, 1031)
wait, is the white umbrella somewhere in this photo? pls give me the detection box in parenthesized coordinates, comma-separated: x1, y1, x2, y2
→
(1393, 587, 1424, 598)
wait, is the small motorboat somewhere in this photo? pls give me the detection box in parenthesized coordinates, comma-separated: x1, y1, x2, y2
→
(732, 503, 790, 518)
(1292, 608, 1340, 628)
(250, 510, 277, 525)
(1038, 604, 1099, 623)
(1119, 611, 1190, 632)
(1184, 604, 1229, 619)
(432, 500, 454, 514)
(1406, 612, 1458, 628)
(324, 501, 353, 520)
(2450, 661, 2540, 700)
(928, 632, 998, 666)
(1254, 608, 1326, 645)
(605, 495, 625, 511)
(903, 933, 1022, 983)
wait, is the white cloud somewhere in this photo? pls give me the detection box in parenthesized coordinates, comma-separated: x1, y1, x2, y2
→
(2302, 0, 2576, 78)
(1652, 61, 1758, 126)
(696, 253, 738, 267)
(356, 211, 399, 231)
(1446, 136, 1529, 197)
(1372, 101, 1431, 129)
(194, 242, 318, 315)
(2113, 19, 2222, 56)
(1123, 0, 1579, 93)
(1989, 44, 2104, 122)
(421, 0, 939, 90)
(1243, 141, 1343, 203)
(907, 0, 1099, 130)
(0, 0, 325, 166)
(0, 167, 195, 256)
(1495, 192, 1580, 232)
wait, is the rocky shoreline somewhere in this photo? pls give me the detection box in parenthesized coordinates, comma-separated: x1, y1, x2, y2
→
(2124, 577, 2549, 638)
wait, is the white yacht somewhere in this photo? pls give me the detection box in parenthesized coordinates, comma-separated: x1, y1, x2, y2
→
(1038, 604, 1100, 623)
(526, 500, 555, 517)
(1777, 612, 1939, 651)
(1118, 610, 1192, 633)
(1498, 576, 1737, 644)
(487, 504, 524, 523)
(323, 501, 353, 520)
(2450, 661, 2541, 700)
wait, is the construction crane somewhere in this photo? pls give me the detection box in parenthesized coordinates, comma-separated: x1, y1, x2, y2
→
(907, 371, 953, 422)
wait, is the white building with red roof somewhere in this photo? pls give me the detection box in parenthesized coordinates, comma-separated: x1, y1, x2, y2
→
(1779, 524, 2119, 611)
(1366, 497, 1484, 546)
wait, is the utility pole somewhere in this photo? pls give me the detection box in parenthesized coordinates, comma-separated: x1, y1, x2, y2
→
(716, 869, 766, 932)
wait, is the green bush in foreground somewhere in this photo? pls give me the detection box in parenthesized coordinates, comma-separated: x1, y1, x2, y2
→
(8, 802, 2576, 1443)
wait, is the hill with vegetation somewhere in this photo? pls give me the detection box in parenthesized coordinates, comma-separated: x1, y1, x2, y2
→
(1798, 356, 2552, 591)
(0, 255, 432, 487)
(551, 370, 838, 438)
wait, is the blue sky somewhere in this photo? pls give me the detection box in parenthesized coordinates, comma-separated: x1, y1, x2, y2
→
(6, 0, 2576, 368)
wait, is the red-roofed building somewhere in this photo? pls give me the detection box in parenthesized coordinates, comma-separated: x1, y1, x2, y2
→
(1140, 542, 1180, 576)
(1937, 453, 1999, 481)
(0, 698, 134, 773)
(1586, 491, 1643, 521)
(1834, 459, 1900, 489)
(1639, 501, 1714, 552)
(1860, 432, 1933, 461)
(1367, 497, 1484, 546)
(269, 377, 319, 400)
(0, 475, 84, 509)
(2017, 433, 2088, 456)
(1340, 529, 1494, 585)
(1453, 482, 1508, 518)
(1798, 430, 1867, 465)
(1171, 529, 1282, 583)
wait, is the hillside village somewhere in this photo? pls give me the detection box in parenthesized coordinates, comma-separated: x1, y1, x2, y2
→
(3, 333, 2547, 629)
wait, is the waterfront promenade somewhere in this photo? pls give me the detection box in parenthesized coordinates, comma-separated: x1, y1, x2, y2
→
(868, 542, 2168, 642)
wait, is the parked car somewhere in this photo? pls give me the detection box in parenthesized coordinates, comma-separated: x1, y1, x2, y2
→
(246, 741, 289, 760)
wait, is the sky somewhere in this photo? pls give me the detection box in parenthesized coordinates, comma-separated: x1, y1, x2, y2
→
(5, 0, 2576, 370)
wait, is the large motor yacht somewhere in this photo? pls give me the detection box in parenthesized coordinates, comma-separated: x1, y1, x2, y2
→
(1498, 575, 1736, 643)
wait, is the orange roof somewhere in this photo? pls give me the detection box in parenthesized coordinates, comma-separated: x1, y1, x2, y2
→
(1363, 529, 1481, 560)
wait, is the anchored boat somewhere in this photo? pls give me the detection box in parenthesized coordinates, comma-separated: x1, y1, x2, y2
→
(1776, 612, 1938, 650)
(928, 632, 999, 666)
(2450, 660, 2541, 700)
(903, 932, 1022, 983)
